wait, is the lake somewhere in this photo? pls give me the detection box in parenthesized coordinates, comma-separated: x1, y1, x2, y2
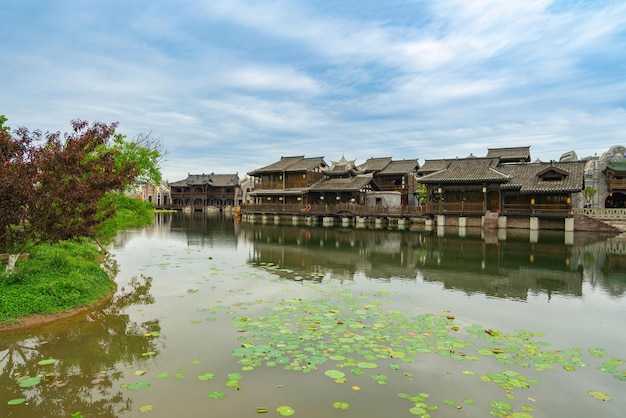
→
(1, 211, 625, 417)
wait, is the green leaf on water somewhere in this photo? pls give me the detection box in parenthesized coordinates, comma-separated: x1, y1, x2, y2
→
(357, 361, 378, 369)
(8, 398, 27, 405)
(198, 373, 215, 381)
(409, 406, 426, 415)
(276, 405, 295, 416)
(588, 348, 607, 358)
(332, 401, 350, 410)
(37, 359, 57, 366)
(127, 381, 150, 391)
(370, 373, 388, 383)
(588, 391, 612, 401)
(324, 370, 345, 379)
(208, 391, 226, 399)
(18, 377, 41, 388)
(489, 400, 513, 411)
(388, 363, 401, 370)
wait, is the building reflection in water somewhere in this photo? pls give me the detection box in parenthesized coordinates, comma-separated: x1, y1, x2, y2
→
(240, 222, 626, 301)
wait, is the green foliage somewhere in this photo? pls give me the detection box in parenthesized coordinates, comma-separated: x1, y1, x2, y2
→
(0, 114, 9, 131)
(416, 185, 430, 202)
(111, 133, 163, 187)
(0, 240, 115, 325)
(95, 192, 155, 243)
(1, 118, 164, 257)
(581, 187, 598, 204)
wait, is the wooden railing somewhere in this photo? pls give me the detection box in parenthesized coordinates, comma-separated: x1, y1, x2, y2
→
(421, 201, 484, 214)
(241, 202, 577, 217)
(241, 203, 423, 217)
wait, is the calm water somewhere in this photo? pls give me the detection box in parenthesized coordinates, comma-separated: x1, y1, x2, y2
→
(1, 212, 625, 417)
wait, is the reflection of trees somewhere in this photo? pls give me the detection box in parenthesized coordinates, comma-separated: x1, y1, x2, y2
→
(0, 275, 160, 417)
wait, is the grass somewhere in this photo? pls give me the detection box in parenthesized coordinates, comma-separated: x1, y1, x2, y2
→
(0, 240, 116, 325)
(0, 194, 156, 326)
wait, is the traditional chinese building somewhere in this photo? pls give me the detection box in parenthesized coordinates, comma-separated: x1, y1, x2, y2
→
(247, 156, 328, 205)
(168, 173, 240, 211)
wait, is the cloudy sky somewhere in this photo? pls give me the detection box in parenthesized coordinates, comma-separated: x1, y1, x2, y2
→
(1, 0, 625, 182)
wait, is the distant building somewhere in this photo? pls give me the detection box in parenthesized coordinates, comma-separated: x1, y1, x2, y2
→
(128, 182, 170, 208)
(582, 145, 626, 208)
(168, 173, 240, 211)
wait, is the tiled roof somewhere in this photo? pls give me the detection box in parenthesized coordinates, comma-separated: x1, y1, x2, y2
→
(607, 160, 626, 171)
(310, 174, 380, 192)
(286, 156, 327, 171)
(378, 159, 420, 174)
(500, 161, 585, 193)
(247, 156, 326, 175)
(358, 157, 392, 172)
(417, 159, 450, 174)
(206, 174, 241, 187)
(486, 146, 531, 162)
(417, 158, 510, 183)
(169, 173, 239, 187)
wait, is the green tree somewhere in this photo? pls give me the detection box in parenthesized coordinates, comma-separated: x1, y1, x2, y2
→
(581, 186, 598, 207)
(0, 118, 163, 273)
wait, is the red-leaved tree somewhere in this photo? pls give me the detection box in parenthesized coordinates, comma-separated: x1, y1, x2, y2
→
(1, 118, 140, 273)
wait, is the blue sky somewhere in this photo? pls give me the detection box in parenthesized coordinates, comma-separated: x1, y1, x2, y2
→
(1, 0, 625, 182)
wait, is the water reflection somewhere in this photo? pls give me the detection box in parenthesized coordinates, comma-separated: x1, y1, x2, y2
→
(240, 222, 626, 300)
(0, 275, 159, 417)
(2, 212, 624, 417)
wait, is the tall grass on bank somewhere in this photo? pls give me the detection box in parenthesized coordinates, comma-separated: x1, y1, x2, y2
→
(0, 240, 116, 325)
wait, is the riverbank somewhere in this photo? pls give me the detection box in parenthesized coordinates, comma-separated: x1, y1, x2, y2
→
(0, 240, 116, 330)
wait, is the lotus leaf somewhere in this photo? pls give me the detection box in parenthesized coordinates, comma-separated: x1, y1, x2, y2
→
(127, 381, 150, 391)
(276, 405, 295, 416)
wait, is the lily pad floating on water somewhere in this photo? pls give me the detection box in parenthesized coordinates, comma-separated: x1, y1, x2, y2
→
(276, 405, 295, 416)
(370, 373, 388, 384)
(588, 391, 612, 401)
(127, 381, 151, 391)
(7, 398, 27, 406)
(324, 370, 345, 379)
(37, 358, 57, 366)
(208, 391, 226, 399)
(489, 400, 513, 411)
(197, 373, 215, 381)
(409, 406, 426, 415)
(332, 401, 350, 410)
(139, 405, 153, 413)
(18, 376, 41, 388)
(588, 348, 608, 358)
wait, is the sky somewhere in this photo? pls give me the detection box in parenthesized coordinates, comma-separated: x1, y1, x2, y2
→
(1, 0, 625, 182)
